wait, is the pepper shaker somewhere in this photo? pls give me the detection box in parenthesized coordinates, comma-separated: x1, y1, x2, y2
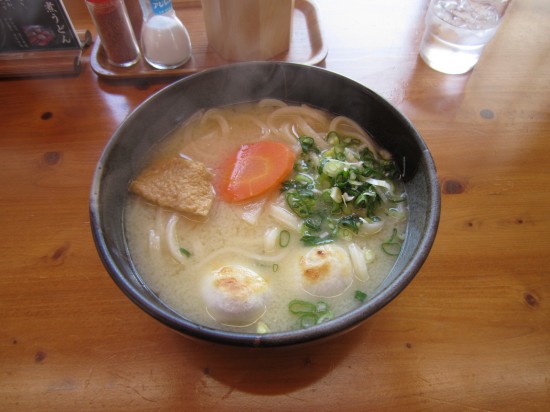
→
(86, 0, 140, 67)
(124, 0, 143, 41)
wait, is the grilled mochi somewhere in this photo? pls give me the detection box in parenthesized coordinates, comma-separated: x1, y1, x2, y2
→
(130, 155, 214, 217)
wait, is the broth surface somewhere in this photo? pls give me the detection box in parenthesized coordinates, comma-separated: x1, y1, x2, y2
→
(125, 101, 408, 333)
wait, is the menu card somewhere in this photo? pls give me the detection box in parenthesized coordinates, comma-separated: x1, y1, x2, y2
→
(0, 0, 83, 77)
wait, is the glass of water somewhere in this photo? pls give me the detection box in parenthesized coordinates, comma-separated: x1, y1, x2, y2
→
(419, 0, 512, 74)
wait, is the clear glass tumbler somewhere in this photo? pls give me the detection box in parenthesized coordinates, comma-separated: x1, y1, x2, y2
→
(419, 0, 511, 74)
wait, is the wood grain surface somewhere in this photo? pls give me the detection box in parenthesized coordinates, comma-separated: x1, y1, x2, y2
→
(1, 0, 548, 410)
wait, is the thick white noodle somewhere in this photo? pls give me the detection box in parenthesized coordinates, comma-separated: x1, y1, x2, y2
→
(375, 187, 388, 204)
(295, 118, 328, 150)
(267, 106, 310, 126)
(195, 245, 291, 272)
(274, 121, 299, 146)
(359, 218, 384, 236)
(259, 98, 288, 108)
(166, 213, 186, 264)
(200, 109, 230, 137)
(241, 198, 267, 225)
(182, 131, 219, 163)
(268, 105, 327, 128)
(329, 115, 367, 137)
(276, 105, 327, 124)
(267, 105, 332, 150)
(179, 111, 202, 146)
(365, 177, 394, 193)
(268, 204, 301, 231)
(379, 148, 392, 160)
(263, 227, 279, 255)
(329, 116, 379, 157)
(348, 243, 369, 282)
(233, 113, 270, 138)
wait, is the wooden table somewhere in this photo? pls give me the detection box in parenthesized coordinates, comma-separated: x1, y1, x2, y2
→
(1, 0, 549, 410)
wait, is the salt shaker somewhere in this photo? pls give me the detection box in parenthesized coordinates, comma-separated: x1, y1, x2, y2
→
(140, 0, 192, 69)
(85, 0, 140, 67)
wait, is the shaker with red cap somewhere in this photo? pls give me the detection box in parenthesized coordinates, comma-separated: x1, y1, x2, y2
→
(85, 0, 140, 67)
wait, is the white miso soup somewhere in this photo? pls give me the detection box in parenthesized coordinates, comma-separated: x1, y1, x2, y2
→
(125, 100, 408, 333)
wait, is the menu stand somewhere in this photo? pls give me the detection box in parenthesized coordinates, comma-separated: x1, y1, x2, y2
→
(0, 0, 86, 77)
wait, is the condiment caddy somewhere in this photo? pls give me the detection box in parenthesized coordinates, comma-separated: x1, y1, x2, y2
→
(89, 0, 327, 79)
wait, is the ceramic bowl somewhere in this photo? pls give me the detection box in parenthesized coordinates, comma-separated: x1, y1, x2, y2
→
(90, 62, 440, 347)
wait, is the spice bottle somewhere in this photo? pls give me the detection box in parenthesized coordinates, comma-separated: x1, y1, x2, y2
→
(124, 0, 143, 41)
(140, 0, 192, 69)
(86, 0, 140, 67)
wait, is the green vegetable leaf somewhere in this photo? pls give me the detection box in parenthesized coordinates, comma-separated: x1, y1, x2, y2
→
(354, 290, 368, 303)
(300, 233, 334, 246)
(281, 130, 403, 246)
(298, 136, 320, 154)
(337, 214, 362, 234)
(179, 247, 192, 257)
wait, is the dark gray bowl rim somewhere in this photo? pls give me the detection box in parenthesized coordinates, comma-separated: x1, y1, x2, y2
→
(90, 61, 440, 348)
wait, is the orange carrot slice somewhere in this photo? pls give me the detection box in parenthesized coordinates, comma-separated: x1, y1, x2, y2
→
(216, 141, 296, 202)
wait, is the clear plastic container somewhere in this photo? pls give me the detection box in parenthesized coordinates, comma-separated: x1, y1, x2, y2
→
(140, 0, 192, 69)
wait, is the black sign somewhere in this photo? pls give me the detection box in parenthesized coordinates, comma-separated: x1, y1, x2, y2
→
(0, 0, 80, 52)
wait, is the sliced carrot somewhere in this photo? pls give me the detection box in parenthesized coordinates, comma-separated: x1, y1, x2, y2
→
(216, 140, 296, 202)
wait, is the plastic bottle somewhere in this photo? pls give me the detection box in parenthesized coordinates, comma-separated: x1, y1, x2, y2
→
(140, 0, 192, 69)
(85, 0, 140, 67)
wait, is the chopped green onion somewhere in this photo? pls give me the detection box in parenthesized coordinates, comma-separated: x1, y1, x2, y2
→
(335, 150, 347, 161)
(387, 207, 406, 221)
(256, 321, 270, 334)
(344, 147, 360, 162)
(283, 130, 404, 247)
(382, 242, 401, 256)
(354, 290, 368, 303)
(295, 173, 315, 187)
(364, 248, 376, 263)
(323, 160, 345, 177)
(179, 247, 192, 257)
(330, 186, 342, 203)
(285, 192, 311, 218)
(272, 263, 279, 272)
(279, 230, 290, 247)
(336, 227, 354, 241)
(381, 228, 402, 256)
(300, 313, 318, 328)
(317, 311, 333, 324)
(316, 301, 329, 312)
(303, 215, 322, 231)
(365, 177, 393, 192)
(289, 299, 333, 329)
(300, 233, 334, 246)
(294, 158, 309, 172)
(299, 136, 320, 154)
(337, 214, 362, 234)
(289, 299, 317, 314)
(326, 131, 340, 146)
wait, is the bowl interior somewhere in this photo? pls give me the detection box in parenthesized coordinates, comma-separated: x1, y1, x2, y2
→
(90, 62, 440, 347)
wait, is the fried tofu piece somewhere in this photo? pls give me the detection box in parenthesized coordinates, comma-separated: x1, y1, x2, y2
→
(130, 156, 214, 217)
